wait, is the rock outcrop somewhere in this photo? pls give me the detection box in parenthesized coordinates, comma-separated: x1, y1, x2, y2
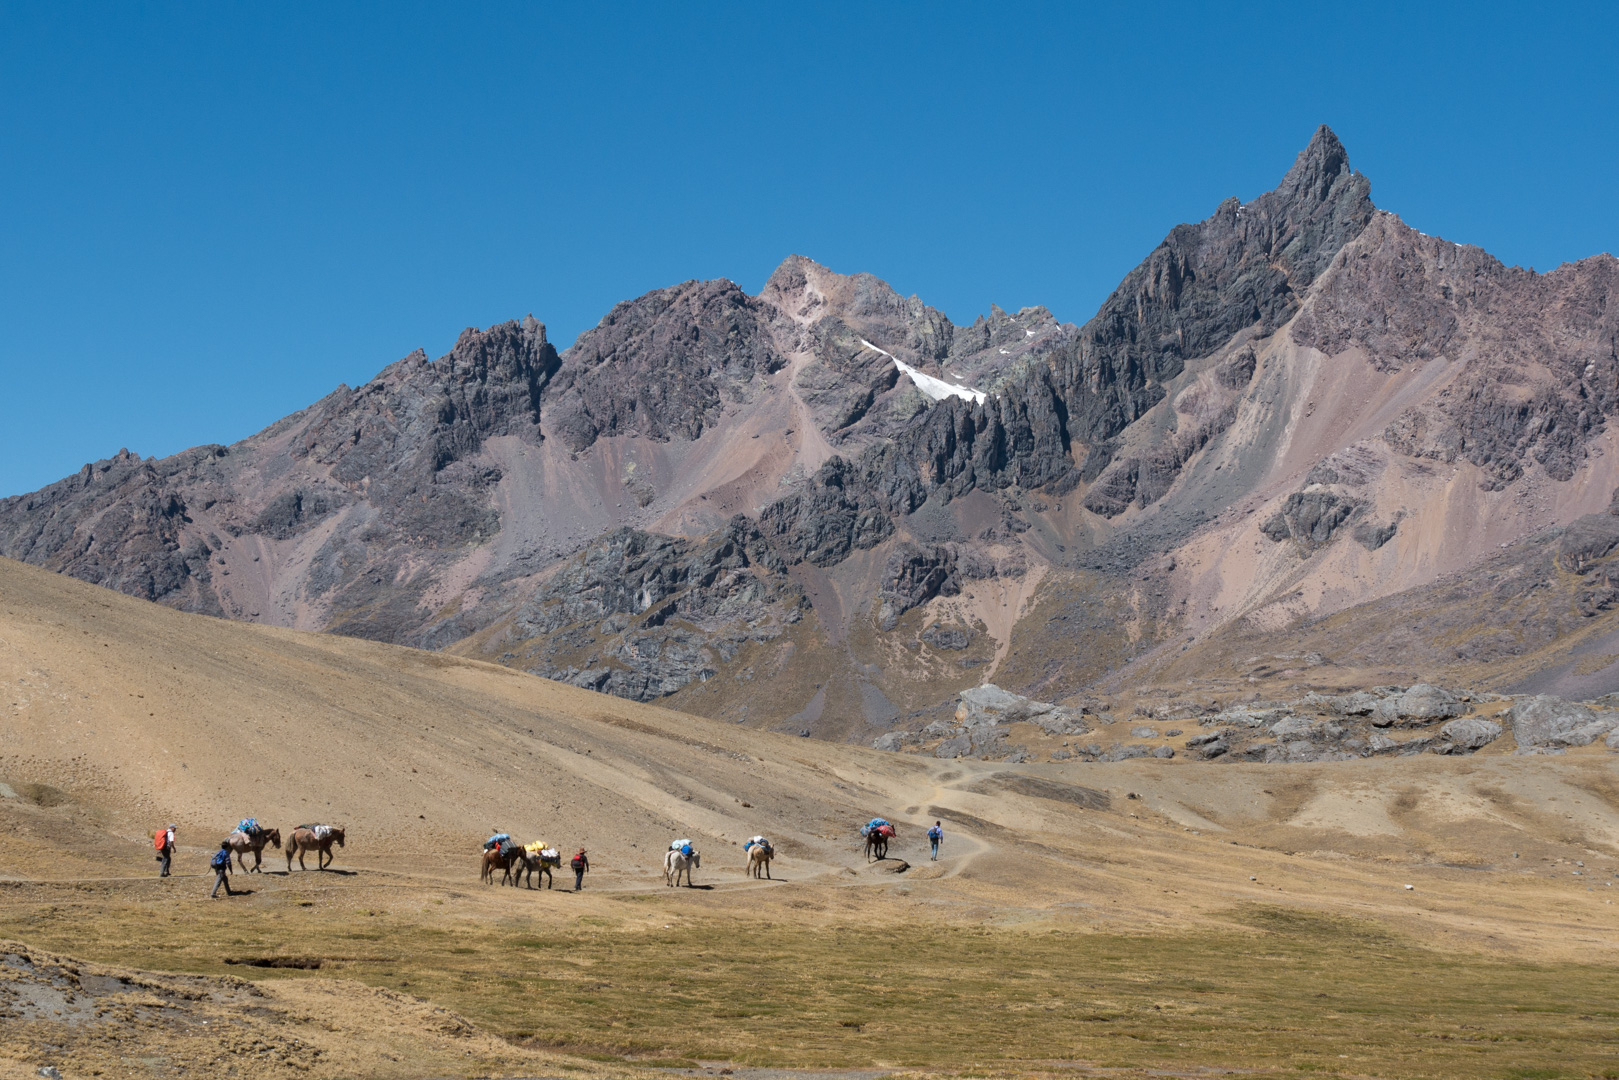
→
(4, 125, 1619, 736)
(1507, 696, 1619, 748)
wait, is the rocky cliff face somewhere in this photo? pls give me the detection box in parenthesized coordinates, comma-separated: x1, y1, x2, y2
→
(5, 125, 1617, 739)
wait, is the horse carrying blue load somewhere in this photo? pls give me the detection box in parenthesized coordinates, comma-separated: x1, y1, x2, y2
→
(861, 818, 896, 861)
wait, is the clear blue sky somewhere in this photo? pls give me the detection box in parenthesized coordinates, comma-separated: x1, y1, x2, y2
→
(2, 2, 1615, 496)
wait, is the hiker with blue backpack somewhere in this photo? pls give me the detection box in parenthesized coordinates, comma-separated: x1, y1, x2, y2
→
(209, 840, 236, 898)
(927, 820, 943, 860)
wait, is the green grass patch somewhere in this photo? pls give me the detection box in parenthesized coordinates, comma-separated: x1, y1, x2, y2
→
(4, 896, 1618, 1078)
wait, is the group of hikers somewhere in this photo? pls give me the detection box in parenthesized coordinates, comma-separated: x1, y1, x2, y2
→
(153, 818, 344, 897)
(150, 814, 946, 898)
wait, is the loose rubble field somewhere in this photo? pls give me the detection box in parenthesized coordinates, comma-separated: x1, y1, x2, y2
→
(878, 681, 1619, 766)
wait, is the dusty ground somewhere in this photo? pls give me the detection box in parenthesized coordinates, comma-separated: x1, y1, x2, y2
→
(4, 556, 1619, 1078)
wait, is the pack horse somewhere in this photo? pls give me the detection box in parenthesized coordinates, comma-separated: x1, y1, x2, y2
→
(665, 839, 701, 887)
(286, 824, 345, 871)
(227, 819, 282, 873)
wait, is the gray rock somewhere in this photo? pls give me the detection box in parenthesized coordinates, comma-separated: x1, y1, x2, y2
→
(1508, 695, 1619, 747)
(958, 683, 1050, 725)
(1050, 749, 1072, 760)
(934, 734, 972, 759)
(875, 542, 959, 629)
(968, 725, 1013, 755)
(955, 684, 1087, 735)
(1184, 731, 1225, 748)
(1397, 683, 1467, 720)
(1367, 732, 1398, 753)
(920, 623, 973, 650)
(1099, 744, 1154, 762)
(1372, 683, 1465, 726)
(1151, 745, 1175, 759)
(1607, 729, 1619, 750)
(1269, 716, 1319, 738)
(871, 732, 910, 752)
(1260, 490, 1365, 548)
(1310, 689, 1382, 716)
(1439, 716, 1503, 750)
(1031, 711, 1090, 737)
(1199, 739, 1230, 759)
(1265, 740, 1355, 763)
(1130, 725, 1158, 738)
(1210, 706, 1292, 728)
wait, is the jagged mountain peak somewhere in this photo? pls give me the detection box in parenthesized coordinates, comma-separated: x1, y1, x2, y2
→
(5, 132, 1618, 739)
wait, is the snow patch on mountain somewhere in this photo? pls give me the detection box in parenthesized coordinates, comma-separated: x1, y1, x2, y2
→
(859, 339, 986, 405)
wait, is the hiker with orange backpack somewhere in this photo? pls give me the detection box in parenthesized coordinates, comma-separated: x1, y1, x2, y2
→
(154, 823, 176, 878)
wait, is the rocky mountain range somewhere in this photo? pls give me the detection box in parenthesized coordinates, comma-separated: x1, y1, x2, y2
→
(4, 125, 1617, 743)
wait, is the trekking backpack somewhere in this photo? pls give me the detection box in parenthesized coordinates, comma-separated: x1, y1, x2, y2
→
(570, 854, 586, 871)
(154, 830, 166, 851)
(928, 826, 942, 840)
(210, 849, 231, 870)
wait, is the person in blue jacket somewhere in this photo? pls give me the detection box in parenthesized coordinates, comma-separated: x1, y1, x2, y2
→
(209, 841, 235, 898)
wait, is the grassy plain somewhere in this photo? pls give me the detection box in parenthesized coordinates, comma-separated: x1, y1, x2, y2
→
(6, 875, 1619, 1080)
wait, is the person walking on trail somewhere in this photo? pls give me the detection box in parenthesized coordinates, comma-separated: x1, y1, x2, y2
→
(209, 841, 235, 898)
(927, 820, 944, 861)
(570, 848, 589, 892)
(155, 823, 177, 878)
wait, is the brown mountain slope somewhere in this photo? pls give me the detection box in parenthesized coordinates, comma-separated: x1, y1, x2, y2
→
(2, 127, 1616, 745)
(8, 548, 1619, 1078)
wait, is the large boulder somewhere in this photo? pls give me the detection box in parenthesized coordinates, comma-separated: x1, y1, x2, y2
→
(1209, 706, 1292, 728)
(1439, 716, 1503, 751)
(1310, 690, 1382, 716)
(1269, 716, 1320, 738)
(1508, 696, 1619, 747)
(956, 684, 1086, 734)
(1371, 684, 1465, 726)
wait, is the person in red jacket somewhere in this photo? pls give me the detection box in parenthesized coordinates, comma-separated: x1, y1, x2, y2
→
(155, 824, 177, 878)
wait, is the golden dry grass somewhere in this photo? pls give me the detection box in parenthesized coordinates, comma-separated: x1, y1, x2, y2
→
(6, 555, 1619, 1078)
